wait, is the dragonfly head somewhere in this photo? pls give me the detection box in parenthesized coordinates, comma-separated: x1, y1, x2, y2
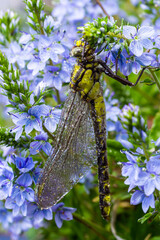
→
(71, 40, 94, 60)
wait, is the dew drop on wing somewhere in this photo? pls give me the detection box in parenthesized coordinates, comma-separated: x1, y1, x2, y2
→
(35, 91, 97, 209)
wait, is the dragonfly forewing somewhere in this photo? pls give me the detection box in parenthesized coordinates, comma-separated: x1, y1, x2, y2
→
(35, 91, 97, 208)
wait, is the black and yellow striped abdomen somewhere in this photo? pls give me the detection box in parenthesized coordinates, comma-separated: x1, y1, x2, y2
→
(70, 59, 110, 220)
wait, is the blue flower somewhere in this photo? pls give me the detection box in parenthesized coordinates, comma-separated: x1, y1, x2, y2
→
(5, 198, 28, 216)
(10, 113, 23, 140)
(15, 156, 35, 172)
(30, 133, 52, 155)
(10, 186, 34, 207)
(27, 203, 52, 225)
(16, 105, 46, 134)
(5, 42, 32, 68)
(52, 202, 76, 228)
(43, 107, 61, 132)
(0, 165, 14, 200)
(131, 190, 155, 213)
(123, 25, 154, 57)
(27, 57, 46, 76)
(38, 35, 65, 63)
(16, 173, 33, 187)
(139, 156, 160, 196)
(121, 151, 145, 191)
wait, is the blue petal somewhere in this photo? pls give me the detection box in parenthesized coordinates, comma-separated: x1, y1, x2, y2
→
(141, 39, 153, 49)
(144, 179, 155, 196)
(42, 142, 52, 156)
(52, 202, 64, 212)
(15, 192, 24, 206)
(130, 40, 143, 57)
(21, 202, 27, 216)
(123, 151, 137, 163)
(13, 205, 20, 216)
(34, 210, 44, 223)
(123, 26, 136, 39)
(44, 117, 57, 132)
(130, 190, 144, 205)
(43, 208, 53, 220)
(60, 210, 73, 221)
(119, 139, 134, 150)
(138, 26, 154, 39)
(5, 197, 14, 209)
(39, 49, 50, 62)
(147, 159, 160, 174)
(25, 188, 35, 202)
(142, 194, 155, 213)
(16, 173, 32, 187)
(55, 212, 63, 228)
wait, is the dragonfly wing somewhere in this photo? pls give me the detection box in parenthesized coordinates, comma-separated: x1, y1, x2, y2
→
(35, 91, 97, 208)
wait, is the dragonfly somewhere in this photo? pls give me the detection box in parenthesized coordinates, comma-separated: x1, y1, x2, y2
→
(35, 40, 145, 220)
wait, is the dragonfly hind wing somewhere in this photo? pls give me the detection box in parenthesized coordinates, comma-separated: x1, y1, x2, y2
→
(35, 91, 97, 208)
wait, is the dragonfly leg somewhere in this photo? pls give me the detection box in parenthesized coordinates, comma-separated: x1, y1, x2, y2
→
(96, 59, 146, 86)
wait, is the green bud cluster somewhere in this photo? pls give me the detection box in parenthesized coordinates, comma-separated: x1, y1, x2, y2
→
(0, 51, 32, 111)
(78, 16, 122, 51)
(0, 10, 20, 44)
(24, 0, 45, 34)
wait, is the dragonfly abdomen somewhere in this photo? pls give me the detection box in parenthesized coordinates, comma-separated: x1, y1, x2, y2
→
(90, 96, 110, 220)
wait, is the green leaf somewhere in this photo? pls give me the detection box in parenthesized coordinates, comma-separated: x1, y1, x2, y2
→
(140, 78, 155, 85)
(138, 212, 152, 224)
(107, 139, 123, 150)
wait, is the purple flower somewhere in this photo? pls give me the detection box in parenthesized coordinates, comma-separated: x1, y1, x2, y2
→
(11, 178, 34, 206)
(27, 203, 52, 225)
(131, 190, 155, 213)
(30, 133, 52, 155)
(139, 156, 160, 196)
(52, 203, 76, 228)
(15, 105, 46, 134)
(38, 35, 65, 63)
(10, 113, 23, 140)
(27, 57, 46, 76)
(121, 151, 145, 191)
(5, 198, 28, 216)
(43, 107, 61, 132)
(0, 166, 14, 200)
(123, 25, 154, 57)
(15, 156, 35, 172)
(5, 42, 32, 68)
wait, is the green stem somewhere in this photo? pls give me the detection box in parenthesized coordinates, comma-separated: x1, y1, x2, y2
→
(142, 142, 150, 161)
(149, 69, 160, 92)
(73, 213, 109, 240)
(55, 89, 61, 104)
(38, 151, 47, 164)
